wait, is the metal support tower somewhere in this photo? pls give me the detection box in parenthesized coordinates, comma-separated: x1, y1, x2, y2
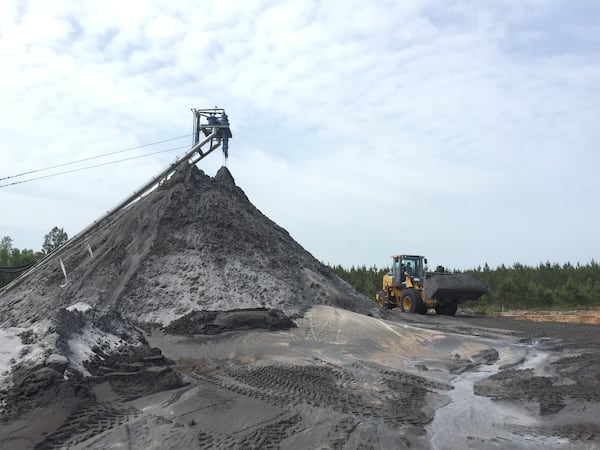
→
(191, 108, 232, 161)
(0, 108, 233, 293)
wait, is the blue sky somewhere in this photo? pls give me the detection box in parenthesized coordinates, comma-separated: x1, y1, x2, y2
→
(1, 0, 599, 269)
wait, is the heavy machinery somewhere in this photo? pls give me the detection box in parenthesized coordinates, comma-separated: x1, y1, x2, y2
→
(375, 254, 485, 316)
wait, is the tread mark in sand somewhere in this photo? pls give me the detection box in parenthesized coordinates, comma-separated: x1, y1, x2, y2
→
(224, 364, 364, 413)
(196, 363, 437, 426)
(34, 402, 140, 450)
(196, 414, 303, 450)
(162, 385, 194, 407)
(350, 361, 452, 391)
(330, 417, 360, 450)
(328, 416, 377, 450)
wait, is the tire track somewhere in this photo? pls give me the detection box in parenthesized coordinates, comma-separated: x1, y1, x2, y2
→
(194, 362, 445, 426)
(34, 402, 140, 450)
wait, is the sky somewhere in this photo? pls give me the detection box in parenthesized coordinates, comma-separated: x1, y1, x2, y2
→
(1, 0, 599, 270)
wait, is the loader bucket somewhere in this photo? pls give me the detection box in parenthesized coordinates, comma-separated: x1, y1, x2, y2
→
(425, 272, 486, 302)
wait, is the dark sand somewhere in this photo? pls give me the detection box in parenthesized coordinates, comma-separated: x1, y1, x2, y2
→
(1, 167, 598, 449)
(1, 307, 598, 449)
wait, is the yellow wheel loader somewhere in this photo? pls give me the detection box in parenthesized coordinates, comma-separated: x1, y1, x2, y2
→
(375, 255, 485, 316)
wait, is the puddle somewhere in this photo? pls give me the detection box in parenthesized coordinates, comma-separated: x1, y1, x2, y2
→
(427, 345, 570, 450)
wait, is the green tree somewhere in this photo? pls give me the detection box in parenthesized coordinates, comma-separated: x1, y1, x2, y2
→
(327, 263, 389, 300)
(0, 236, 13, 265)
(42, 227, 69, 255)
(0, 236, 40, 288)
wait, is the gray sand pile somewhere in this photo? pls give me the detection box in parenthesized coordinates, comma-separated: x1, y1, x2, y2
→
(0, 303, 182, 422)
(0, 165, 376, 328)
(0, 165, 377, 423)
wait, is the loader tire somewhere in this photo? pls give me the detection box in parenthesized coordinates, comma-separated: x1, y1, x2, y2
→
(401, 289, 426, 314)
(387, 290, 396, 309)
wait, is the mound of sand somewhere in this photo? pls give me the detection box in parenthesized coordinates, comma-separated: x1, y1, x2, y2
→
(0, 165, 376, 423)
(0, 166, 376, 328)
(0, 303, 182, 421)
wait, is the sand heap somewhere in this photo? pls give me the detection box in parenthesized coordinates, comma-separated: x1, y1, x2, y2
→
(0, 165, 377, 421)
(0, 166, 376, 328)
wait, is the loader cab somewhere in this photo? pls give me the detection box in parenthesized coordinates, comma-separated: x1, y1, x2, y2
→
(392, 255, 425, 285)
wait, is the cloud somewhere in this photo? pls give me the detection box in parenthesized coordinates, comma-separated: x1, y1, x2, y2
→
(0, 0, 598, 268)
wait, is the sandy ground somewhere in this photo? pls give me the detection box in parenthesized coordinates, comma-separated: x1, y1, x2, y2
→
(503, 310, 600, 325)
(2, 306, 599, 450)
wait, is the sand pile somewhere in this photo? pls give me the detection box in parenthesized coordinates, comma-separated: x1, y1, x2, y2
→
(0, 165, 376, 419)
(0, 166, 376, 328)
(0, 302, 181, 421)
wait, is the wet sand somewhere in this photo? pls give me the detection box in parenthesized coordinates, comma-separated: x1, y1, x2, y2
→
(3, 306, 599, 449)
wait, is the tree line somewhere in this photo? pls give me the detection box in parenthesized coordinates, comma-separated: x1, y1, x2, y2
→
(462, 261, 600, 311)
(0, 227, 68, 288)
(329, 261, 600, 311)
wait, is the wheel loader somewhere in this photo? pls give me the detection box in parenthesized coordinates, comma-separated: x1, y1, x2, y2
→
(375, 255, 485, 316)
